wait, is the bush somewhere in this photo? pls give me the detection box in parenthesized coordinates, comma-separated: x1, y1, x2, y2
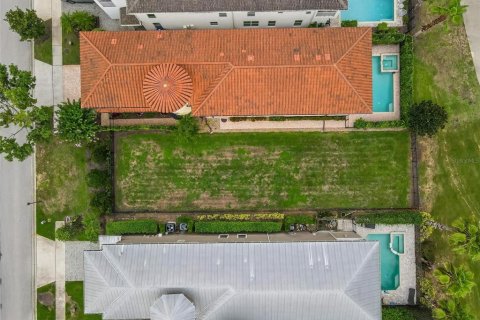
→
(354, 118, 406, 129)
(284, 215, 316, 231)
(106, 220, 158, 235)
(194, 221, 283, 233)
(90, 188, 112, 214)
(341, 20, 358, 27)
(55, 216, 84, 241)
(176, 216, 194, 233)
(355, 211, 422, 225)
(28, 106, 54, 143)
(372, 23, 405, 45)
(61, 11, 96, 34)
(90, 140, 111, 164)
(86, 169, 110, 189)
(195, 213, 284, 221)
(56, 100, 99, 145)
(175, 114, 199, 142)
(4, 7, 45, 41)
(400, 36, 413, 121)
(382, 307, 415, 320)
(408, 100, 448, 136)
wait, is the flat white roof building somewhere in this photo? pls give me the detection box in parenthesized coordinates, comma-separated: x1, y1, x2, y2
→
(84, 241, 381, 320)
(94, 0, 347, 29)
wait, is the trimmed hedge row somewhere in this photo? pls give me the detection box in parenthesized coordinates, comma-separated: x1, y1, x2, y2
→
(355, 211, 422, 225)
(341, 20, 358, 27)
(284, 214, 316, 231)
(194, 221, 283, 233)
(400, 35, 413, 122)
(353, 118, 406, 129)
(106, 220, 158, 235)
(229, 116, 345, 122)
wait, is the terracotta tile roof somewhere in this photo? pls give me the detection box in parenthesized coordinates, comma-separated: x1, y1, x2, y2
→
(80, 28, 372, 116)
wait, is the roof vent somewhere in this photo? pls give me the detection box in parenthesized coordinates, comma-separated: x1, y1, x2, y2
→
(324, 53, 331, 61)
(110, 38, 117, 45)
(247, 55, 254, 62)
(219, 52, 225, 57)
(315, 54, 322, 61)
(241, 49, 246, 53)
(156, 33, 163, 39)
(294, 54, 301, 62)
(137, 44, 144, 50)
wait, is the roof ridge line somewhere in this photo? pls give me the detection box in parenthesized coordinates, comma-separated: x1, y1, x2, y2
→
(333, 64, 371, 110)
(335, 28, 371, 65)
(192, 64, 234, 115)
(80, 33, 113, 106)
(343, 243, 379, 320)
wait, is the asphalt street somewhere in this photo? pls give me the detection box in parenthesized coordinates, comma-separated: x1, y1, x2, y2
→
(0, 0, 35, 319)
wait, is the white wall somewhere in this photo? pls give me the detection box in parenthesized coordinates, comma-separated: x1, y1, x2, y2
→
(94, 0, 122, 19)
(136, 10, 339, 30)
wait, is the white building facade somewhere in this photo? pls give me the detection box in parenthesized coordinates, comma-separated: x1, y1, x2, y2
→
(94, 0, 347, 29)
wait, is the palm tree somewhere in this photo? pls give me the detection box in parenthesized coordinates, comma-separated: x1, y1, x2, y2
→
(433, 298, 474, 320)
(433, 263, 475, 298)
(430, 0, 468, 29)
(448, 217, 480, 261)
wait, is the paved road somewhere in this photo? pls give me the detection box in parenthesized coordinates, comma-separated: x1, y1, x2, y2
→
(0, 0, 35, 319)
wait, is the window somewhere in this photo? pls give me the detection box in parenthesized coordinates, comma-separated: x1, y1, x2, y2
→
(147, 13, 156, 18)
(243, 21, 259, 27)
(268, 21, 276, 26)
(210, 21, 219, 26)
(278, 11, 283, 14)
(153, 23, 163, 30)
(306, 11, 312, 14)
(247, 11, 255, 16)
(219, 12, 227, 17)
(294, 20, 303, 26)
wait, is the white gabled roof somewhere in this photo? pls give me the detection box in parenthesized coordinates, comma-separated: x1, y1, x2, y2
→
(84, 241, 380, 320)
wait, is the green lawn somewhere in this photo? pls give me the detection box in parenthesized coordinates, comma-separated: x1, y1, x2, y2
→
(115, 131, 411, 211)
(414, 4, 480, 316)
(63, 30, 80, 65)
(36, 137, 91, 240)
(37, 283, 55, 320)
(34, 19, 52, 64)
(66, 282, 101, 320)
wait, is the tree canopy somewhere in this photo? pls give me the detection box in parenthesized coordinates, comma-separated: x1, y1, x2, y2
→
(408, 100, 448, 136)
(4, 7, 45, 41)
(0, 64, 52, 161)
(431, 0, 468, 30)
(56, 100, 99, 145)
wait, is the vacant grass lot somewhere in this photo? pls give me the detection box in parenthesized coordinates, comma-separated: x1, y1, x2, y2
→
(115, 131, 411, 211)
(36, 137, 91, 240)
(415, 3, 480, 315)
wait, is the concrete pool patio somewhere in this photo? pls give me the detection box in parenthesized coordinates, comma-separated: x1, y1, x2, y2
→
(355, 223, 417, 305)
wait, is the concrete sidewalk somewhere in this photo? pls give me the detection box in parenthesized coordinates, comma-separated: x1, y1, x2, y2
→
(463, 0, 480, 85)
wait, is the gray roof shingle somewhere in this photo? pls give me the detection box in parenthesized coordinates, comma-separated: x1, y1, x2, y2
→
(126, 0, 348, 14)
(84, 241, 381, 320)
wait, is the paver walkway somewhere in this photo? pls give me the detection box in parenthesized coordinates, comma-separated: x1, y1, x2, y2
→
(55, 221, 66, 320)
(463, 0, 480, 85)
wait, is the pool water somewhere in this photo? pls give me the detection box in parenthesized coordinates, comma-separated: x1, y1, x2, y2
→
(382, 55, 398, 71)
(367, 233, 400, 290)
(372, 56, 394, 112)
(341, 0, 394, 22)
(392, 234, 404, 254)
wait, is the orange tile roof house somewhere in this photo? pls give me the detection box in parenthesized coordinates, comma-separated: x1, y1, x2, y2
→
(80, 28, 372, 117)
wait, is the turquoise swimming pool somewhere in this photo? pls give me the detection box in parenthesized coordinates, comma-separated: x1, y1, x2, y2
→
(367, 233, 400, 290)
(341, 0, 394, 22)
(372, 56, 394, 112)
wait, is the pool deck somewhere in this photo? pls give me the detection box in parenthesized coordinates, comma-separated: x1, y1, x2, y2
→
(348, 45, 401, 127)
(354, 223, 416, 305)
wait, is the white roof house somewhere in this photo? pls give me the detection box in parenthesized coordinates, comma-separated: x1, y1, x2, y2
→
(84, 241, 381, 320)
